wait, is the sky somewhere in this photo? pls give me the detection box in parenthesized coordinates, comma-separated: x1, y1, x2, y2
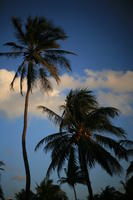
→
(0, 0, 133, 199)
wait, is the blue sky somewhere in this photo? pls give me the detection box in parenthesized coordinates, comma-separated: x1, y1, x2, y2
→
(0, 0, 133, 199)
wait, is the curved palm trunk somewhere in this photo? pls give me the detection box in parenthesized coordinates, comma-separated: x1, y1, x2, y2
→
(22, 88, 30, 200)
(78, 145, 94, 200)
(73, 185, 78, 200)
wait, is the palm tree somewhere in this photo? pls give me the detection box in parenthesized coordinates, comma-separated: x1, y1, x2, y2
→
(0, 16, 73, 199)
(15, 189, 36, 200)
(93, 186, 124, 200)
(35, 89, 128, 200)
(58, 148, 85, 200)
(36, 178, 68, 200)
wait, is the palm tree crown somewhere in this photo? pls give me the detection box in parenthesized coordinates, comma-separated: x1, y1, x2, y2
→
(0, 16, 74, 200)
(36, 89, 128, 200)
(36, 178, 68, 200)
(0, 16, 73, 94)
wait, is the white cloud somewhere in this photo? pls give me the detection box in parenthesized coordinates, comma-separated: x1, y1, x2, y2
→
(0, 69, 133, 118)
(84, 69, 133, 92)
(97, 91, 133, 116)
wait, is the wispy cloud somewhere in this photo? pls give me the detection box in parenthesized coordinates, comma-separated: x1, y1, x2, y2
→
(0, 69, 133, 118)
(12, 175, 25, 182)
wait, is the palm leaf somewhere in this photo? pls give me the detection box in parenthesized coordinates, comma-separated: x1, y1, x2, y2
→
(0, 51, 23, 58)
(12, 17, 26, 45)
(4, 42, 25, 50)
(35, 131, 67, 151)
(38, 106, 62, 125)
(39, 68, 53, 92)
(127, 161, 133, 177)
(94, 134, 128, 160)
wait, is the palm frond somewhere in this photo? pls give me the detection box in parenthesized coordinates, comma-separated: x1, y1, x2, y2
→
(45, 54, 72, 72)
(10, 61, 26, 91)
(39, 68, 53, 92)
(35, 131, 67, 151)
(45, 49, 76, 55)
(4, 42, 25, 50)
(85, 140, 122, 175)
(38, 106, 62, 125)
(94, 134, 128, 160)
(0, 51, 23, 58)
(92, 107, 120, 118)
(127, 161, 133, 177)
(36, 54, 60, 83)
(12, 17, 26, 45)
(120, 139, 133, 147)
(100, 123, 126, 138)
(46, 141, 72, 178)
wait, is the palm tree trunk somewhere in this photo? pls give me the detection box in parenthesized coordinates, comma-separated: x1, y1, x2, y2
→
(78, 145, 94, 200)
(73, 185, 78, 200)
(22, 88, 30, 200)
(84, 166, 93, 200)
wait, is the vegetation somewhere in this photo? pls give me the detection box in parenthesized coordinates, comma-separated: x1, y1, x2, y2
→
(0, 16, 73, 199)
(0, 161, 5, 200)
(0, 15, 133, 200)
(36, 178, 68, 200)
(58, 148, 85, 200)
(35, 89, 128, 200)
(15, 178, 68, 200)
(93, 186, 124, 200)
(15, 189, 35, 200)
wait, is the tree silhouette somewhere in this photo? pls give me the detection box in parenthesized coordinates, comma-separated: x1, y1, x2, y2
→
(15, 189, 36, 200)
(58, 148, 85, 200)
(36, 178, 68, 200)
(93, 186, 124, 200)
(120, 139, 133, 200)
(36, 89, 128, 200)
(0, 161, 5, 200)
(0, 16, 73, 199)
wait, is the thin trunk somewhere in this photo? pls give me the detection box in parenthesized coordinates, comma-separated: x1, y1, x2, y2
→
(73, 185, 78, 200)
(78, 145, 94, 200)
(84, 166, 93, 200)
(22, 88, 30, 200)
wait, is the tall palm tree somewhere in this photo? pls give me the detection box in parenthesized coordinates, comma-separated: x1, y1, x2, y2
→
(0, 16, 73, 199)
(35, 89, 128, 200)
(58, 148, 85, 200)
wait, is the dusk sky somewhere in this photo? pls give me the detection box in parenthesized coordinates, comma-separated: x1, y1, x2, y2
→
(0, 0, 133, 199)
